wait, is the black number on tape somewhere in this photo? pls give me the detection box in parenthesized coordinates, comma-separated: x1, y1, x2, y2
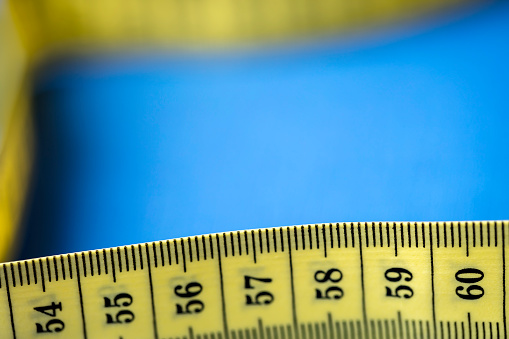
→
(106, 310, 135, 324)
(455, 268, 484, 300)
(104, 293, 135, 325)
(36, 319, 65, 334)
(385, 267, 414, 299)
(315, 268, 344, 300)
(244, 275, 274, 306)
(34, 302, 65, 333)
(104, 293, 133, 307)
(175, 282, 205, 314)
(315, 269, 343, 283)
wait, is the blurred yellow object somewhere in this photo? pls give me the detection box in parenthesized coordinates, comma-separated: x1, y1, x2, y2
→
(0, 4, 33, 262)
(8, 0, 471, 56)
(0, 0, 481, 261)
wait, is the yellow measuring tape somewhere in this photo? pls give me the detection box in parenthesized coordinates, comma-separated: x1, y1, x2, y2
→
(0, 0, 501, 338)
(0, 221, 507, 338)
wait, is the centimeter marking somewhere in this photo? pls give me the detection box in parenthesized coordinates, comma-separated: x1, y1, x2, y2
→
(429, 227, 437, 339)
(0, 221, 508, 339)
(503, 224, 507, 338)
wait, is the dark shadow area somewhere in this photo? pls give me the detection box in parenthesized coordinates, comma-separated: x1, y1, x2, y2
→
(16, 84, 76, 260)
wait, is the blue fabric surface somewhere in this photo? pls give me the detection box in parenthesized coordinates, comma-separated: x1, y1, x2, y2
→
(20, 1, 509, 259)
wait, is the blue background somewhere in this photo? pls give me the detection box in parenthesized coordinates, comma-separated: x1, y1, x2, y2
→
(18, 1, 509, 259)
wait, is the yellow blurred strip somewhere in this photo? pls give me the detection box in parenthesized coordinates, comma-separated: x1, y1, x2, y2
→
(0, 3, 27, 132)
(7, 0, 477, 56)
(0, 2, 32, 262)
(0, 85, 34, 261)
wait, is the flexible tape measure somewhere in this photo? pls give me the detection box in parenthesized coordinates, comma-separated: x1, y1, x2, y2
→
(0, 0, 502, 337)
(0, 221, 508, 339)
(0, 0, 485, 260)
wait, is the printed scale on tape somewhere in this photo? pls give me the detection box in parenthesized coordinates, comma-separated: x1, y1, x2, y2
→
(0, 221, 508, 339)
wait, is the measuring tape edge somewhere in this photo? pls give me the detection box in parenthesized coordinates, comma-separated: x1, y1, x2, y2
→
(2, 219, 507, 267)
